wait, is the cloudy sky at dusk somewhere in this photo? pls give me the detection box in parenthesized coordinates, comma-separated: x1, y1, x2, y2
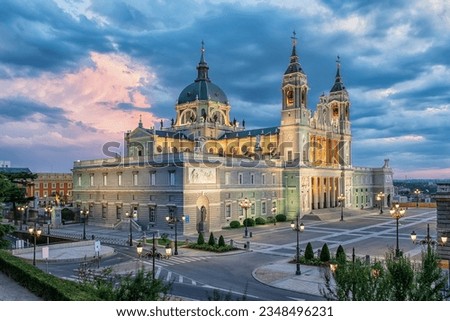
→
(0, 0, 449, 179)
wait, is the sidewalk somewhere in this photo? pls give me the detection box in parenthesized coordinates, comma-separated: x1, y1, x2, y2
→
(252, 259, 326, 297)
(0, 272, 42, 301)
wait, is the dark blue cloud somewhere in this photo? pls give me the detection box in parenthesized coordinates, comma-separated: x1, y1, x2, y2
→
(0, 0, 112, 77)
(0, 96, 68, 124)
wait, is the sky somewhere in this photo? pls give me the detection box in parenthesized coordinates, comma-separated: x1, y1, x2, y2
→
(0, 0, 449, 179)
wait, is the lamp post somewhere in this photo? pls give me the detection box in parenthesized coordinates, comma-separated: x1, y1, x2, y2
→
(290, 214, 304, 275)
(126, 211, 137, 246)
(414, 189, 421, 208)
(151, 232, 156, 279)
(390, 203, 406, 257)
(45, 206, 52, 234)
(136, 242, 143, 271)
(17, 206, 26, 230)
(28, 222, 42, 266)
(377, 192, 385, 214)
(338, 194, 345, 221)
(80, 207, 89, 240)
(166, 211, 185, 256)
(239, 198, 252, 238)
(271, 207, 277, 225)
(410, 224, 447, 250)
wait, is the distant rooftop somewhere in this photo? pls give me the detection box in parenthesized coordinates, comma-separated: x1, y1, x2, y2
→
(0, 167, 32, 174)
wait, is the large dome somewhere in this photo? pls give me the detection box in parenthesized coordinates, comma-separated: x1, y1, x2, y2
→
(177, 43, 228, 105)
(178, 80, 228, 104)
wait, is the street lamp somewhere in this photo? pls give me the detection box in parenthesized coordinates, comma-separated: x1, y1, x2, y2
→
(166, 211, 185, 255)
(338, 194, 345, 221)
(136, 242, 143, 271)
(17, 205, 27, 230)
(271, 207, 277, 225)
(80, 207, 89, 240)
(377, 192, 385, 214)
(126, 211, 137, 246)
(151, 232, 157, 279)
(45, 206, 52, 235)
(390, 203, 406, 257)
(291, 215, 304, 275)
(239, 198, 252, 238)
(28, 222, 42, 266)
(410, 224, 447, 249)
(414, 189, 421, 208)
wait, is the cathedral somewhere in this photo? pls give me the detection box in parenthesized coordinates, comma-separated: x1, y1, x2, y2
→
(72, 34, 393, 234)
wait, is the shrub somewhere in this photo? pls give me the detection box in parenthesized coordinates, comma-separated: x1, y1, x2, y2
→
(243, 218, 255, 227)
(305, 242, 314, 261)
(275, 214, 287, 222)
(255, 217, 266, 225)
(218, 235, 225, 247)
(336, 245, 346, 264)
(208, 232, 216, 246)
(266, 216, 276, 224)
(61, 208, 75, 221)
(229, 221, 240, 228)
(0, 250, 99, 300)
(320, 243, 331, 262)
(197, 232, 205, 245)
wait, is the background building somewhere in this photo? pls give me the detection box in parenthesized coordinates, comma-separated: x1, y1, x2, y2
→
(32, 173, 73, 207)
(72, 35, 393, 235)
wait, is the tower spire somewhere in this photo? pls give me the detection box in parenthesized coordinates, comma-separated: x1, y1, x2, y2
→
(285, 31, 304, 75)
(330, 55, 345, 92)
(291, 30, 297, 58)
(196, 40, 210, 82)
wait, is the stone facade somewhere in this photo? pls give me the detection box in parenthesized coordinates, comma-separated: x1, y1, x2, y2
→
(435, 182, 450, 261)
(72, 35, 393, 235)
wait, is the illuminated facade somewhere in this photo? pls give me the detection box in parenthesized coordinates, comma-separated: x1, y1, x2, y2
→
(72, 36, 393, 234)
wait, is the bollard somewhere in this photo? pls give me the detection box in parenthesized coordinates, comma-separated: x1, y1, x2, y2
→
(246, 241, 250, 251)
(249, 232, 253, 238)
(230, 239, 234, 247)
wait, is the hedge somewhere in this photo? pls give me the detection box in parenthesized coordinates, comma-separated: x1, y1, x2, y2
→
(0, 250, 100, 300)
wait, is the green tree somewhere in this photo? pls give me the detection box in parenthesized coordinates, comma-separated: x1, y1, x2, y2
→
(320, 243, 331, 262)
(385, 253, 414, 300)
(197, 232, 205, 245)
(0, 215, 14, 249)
(218, 235, 226, 247)
(0, 172, 37, 225)
(208, 232, 216, 246)
(336, 245, 346, 265)
(85, 268, 171, 301)
(410, 247, 447, 301)
(304, 242, 314, 261)
(321, 249, 447, 301)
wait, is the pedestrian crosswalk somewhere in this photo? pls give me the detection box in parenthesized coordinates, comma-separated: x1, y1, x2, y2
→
(61, 255, 208, 286)
(151, 255, 211, 267)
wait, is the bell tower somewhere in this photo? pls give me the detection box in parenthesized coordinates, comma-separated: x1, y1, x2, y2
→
(280, 32, 310, 164)
(281, 32, 308, 119)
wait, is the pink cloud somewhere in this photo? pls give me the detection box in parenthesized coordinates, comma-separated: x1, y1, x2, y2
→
(0, 52, 160, 136)
(394, 167, 450, 180)
(0, 51, 166, 169)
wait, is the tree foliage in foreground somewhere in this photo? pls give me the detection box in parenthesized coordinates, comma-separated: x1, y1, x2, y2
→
(82, 268, 171, 301)
(320, 248, 448, 301)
